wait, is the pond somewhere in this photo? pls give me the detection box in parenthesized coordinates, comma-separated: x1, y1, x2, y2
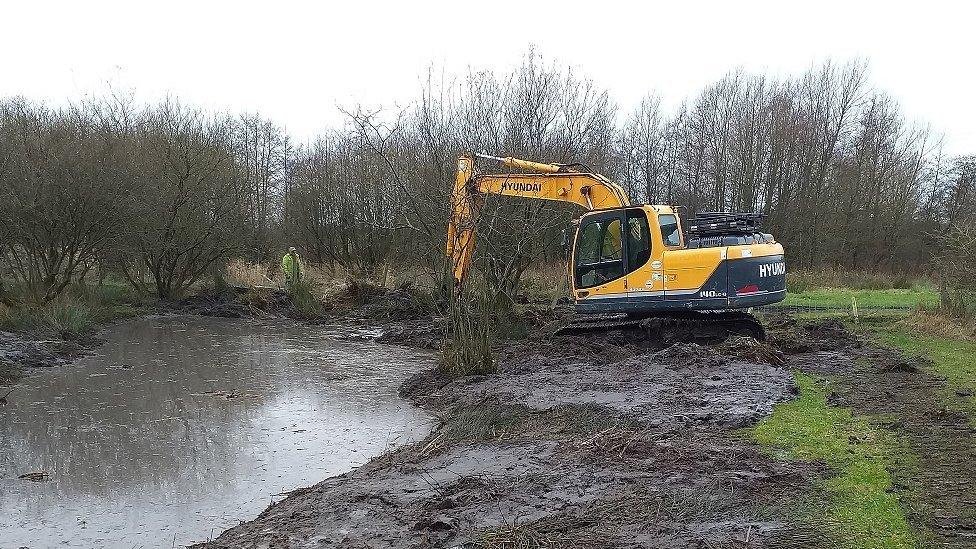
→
(0, 316, 434, 548)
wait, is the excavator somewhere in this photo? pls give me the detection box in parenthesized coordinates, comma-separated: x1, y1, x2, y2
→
(445, 153, 787, 341)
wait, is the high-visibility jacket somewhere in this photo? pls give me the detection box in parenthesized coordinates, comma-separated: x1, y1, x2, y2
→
(281, 253, 301, 282)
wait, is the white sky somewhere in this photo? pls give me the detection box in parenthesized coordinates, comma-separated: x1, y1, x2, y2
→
(2, 0, 973, 155)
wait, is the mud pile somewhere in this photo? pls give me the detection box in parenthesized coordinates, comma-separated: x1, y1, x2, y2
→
(196, 327, 830, 549)
(447, 339, 794, 429)
(0, 330, 97, 383)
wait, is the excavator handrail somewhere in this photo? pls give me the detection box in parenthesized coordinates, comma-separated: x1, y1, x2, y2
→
(446, 152, 631, 286)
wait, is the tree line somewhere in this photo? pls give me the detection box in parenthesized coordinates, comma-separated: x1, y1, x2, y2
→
(1, 51, 973, 304)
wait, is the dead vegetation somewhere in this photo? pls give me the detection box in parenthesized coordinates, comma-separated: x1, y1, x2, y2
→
(412, 403, 627, 460)
(473, 508, 610, 549)
(893, 309, 976, 341)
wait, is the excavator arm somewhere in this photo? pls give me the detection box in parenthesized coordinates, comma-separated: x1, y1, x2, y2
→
(446, 153, 630, 286)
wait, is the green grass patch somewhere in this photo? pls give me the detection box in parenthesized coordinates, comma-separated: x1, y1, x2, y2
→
(784, 287, 939, 309)
(752, 373, 917, 549)
(0, 280, 149, 337)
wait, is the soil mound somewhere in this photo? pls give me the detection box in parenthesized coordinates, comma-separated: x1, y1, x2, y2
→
(0, 330, 98, 383)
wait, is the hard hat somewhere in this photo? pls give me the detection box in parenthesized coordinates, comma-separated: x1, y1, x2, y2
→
(289, 246, 296, 252)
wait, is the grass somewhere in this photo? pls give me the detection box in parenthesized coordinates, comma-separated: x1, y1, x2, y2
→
(0, 280, 148, 338)
(752, 372, 917, 549)
(783, 286, 939, 309)
(874, 329, 976, 390)
(782, 269, 938, 311)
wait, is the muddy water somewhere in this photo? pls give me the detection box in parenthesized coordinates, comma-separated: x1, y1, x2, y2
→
(0, 316, 434, 548)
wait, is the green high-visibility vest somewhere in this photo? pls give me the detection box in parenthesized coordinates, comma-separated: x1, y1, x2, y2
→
(281, 253, 301, 282)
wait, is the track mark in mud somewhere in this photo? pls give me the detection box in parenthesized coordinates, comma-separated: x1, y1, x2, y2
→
(773, 317, 976, 549)
(752, 371, 917, 549)
(871, 327, 976, 422)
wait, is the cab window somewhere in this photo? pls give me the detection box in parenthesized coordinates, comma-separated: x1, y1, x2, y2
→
(576, 221, 602, 264)
(601, 219, 622, 260)
(626, 210, 651, 272)
(659, 214, 681, 247)
(575, 217, 624, 288)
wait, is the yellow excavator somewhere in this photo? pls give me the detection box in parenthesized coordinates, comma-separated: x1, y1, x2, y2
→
(446, 153, 787, 340)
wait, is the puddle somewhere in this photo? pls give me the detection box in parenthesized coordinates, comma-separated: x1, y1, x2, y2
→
(0, 315, 434, 548)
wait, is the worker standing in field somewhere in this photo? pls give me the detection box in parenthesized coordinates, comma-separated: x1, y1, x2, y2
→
(281, 247, 302, 290)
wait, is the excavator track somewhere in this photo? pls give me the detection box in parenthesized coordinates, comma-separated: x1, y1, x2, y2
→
(554, 310, 766, 343)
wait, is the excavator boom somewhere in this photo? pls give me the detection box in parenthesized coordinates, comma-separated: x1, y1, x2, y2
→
(447, 153, 629, 286)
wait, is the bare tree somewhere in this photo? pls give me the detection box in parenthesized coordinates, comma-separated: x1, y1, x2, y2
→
(0, 99, 132, 302)
(117, 101, 247, 299)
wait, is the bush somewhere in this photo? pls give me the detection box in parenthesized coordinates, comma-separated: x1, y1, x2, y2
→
(441, 286, 495, 377)
(939, 288, 976, 321)
(935, 224, 976, 322)
(288, 280, 324, 318)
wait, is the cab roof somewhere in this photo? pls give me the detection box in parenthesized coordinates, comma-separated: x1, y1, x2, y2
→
(579, 204, 676, 217)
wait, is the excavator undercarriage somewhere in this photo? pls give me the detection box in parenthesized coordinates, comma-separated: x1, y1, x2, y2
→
(553, 310, 766, 343)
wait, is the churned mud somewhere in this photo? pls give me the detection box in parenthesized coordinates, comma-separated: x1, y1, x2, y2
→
(196, 325, 831, 549)
(0, 330, 99, 383)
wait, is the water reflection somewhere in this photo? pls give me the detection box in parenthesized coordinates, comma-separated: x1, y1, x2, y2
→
(0, 316, 433, 548)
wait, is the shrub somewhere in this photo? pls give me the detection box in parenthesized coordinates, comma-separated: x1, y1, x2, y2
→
(934, 224, 976, 321)
(288, 280, 324, 318)
(441, 285, 495, 377)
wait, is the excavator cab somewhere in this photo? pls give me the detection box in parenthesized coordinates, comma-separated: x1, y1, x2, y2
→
(569, 205, 786, 315)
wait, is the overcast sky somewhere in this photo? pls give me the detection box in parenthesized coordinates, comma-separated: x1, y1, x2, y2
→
(3, 0, 973, 155)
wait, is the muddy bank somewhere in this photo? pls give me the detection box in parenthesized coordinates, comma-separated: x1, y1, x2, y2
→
(195, 325, 830, 549)
(1, 283, 439, 386)
(179, 284, 443, 349)
(0, 330, 100, 384)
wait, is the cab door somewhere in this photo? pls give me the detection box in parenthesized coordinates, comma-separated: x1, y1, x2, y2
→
(572, 210, 628, 303)
(624, 208, 663, 303)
